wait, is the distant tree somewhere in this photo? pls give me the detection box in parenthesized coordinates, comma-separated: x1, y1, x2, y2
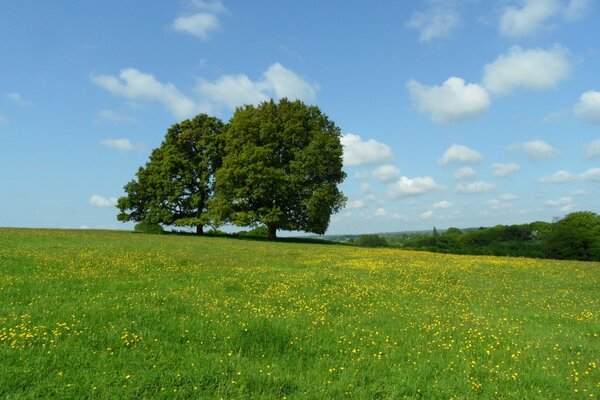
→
(117, 114, 225, 235)
(545, 211, 600, 261)
(213, 99, 346, 239)
(356, 234, 387, 248)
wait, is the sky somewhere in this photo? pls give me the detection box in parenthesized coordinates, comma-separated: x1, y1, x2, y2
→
(1, 0, 599, 235)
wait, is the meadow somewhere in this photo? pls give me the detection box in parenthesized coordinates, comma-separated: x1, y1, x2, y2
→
(1, 228, 599, 399)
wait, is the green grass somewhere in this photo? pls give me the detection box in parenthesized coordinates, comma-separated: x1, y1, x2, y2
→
(1, 228, 599, 399)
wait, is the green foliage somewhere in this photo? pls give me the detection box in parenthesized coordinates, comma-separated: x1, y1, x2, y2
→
(355, 234, 387, 248)
(213, 99, 346, 239)
(133, 220, 164, 234)
(117, 114, 225, 235)
(238, 225, 269, 238)
(545, 211, 600, 261)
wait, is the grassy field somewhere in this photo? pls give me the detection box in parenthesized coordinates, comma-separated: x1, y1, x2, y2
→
(1, 228, 599, 399)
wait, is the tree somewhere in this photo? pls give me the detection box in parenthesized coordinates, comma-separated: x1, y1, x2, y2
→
(117, 114, 225, 234)
(213, 98, 346, 239)
(545, 211, 600, 261)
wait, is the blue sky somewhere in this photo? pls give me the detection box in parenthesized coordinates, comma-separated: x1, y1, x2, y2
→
(1, 0, 599, 234)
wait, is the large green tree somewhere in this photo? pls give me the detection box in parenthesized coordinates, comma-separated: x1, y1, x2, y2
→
(117, 114, 225, 234)
(545, 211, 600, 261)
(213, 98, 346, 238)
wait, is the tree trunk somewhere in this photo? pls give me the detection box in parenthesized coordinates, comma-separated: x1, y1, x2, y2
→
(267, 225, 277, 240)
(196, 225, 204, 235)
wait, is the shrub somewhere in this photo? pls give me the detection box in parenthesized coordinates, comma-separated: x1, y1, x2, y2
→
(356, 234, 387, 248)
(134, 221, 164, 234)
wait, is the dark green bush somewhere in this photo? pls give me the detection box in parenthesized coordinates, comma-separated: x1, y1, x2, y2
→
(134, 221, 164, 234)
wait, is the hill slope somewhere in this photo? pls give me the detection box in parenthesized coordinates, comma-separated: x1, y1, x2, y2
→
(1, 229, 599, 399)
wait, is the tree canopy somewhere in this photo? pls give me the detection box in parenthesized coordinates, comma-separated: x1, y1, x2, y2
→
(117, 114, 225, 234)
(212, 99, 346, 238)
(116, 99, 346, 238)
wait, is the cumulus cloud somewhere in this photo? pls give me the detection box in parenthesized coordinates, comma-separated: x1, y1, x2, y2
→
(346, 199, 367, 210)
(433, 200, 452, 209)
(500, 193, 519, 201)
(372, 165, 401, 182)
(93, 64, 317, 118)
(407, 77, 490, 123)
(544, 196, 573, 212)
(406, 7, 460, 42)
(482, 45, 570, 95)
(453, 166, 476, 180)
(388, 176, 442, 198)
(101, 138, 135, 152)
(584, 140, 600, 159)
(565, 0, 593, 21)
(574, 90, 600, 123)
(172, 0, 227, 40)
(499, 0, 593, 37)
(582, 167, 600, 181)
(510, 140, 559, 159)
(499, 0, 561, 38)
(341, 134, 393, 167)
(90, 195, 118, 208)
(420, 210, 434, 219)
(173, 13, 220, 39)
(374, 208, 387, 217)
(539, 170, 577, 183)
(91, 68, 198, 119)
(6, 92, 31, 107)
(492, 163, 521, 177)
(96, 109, 135, 123)
(454, 181, 496, 194)
(198, 63, 318, 110)
(440, 144, 484, 165)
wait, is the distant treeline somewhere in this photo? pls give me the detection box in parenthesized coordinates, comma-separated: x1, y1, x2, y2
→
(348, 211, 600, 262)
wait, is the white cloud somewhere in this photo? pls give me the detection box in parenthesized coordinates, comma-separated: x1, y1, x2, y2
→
(539, 170, 577, 183)
(500, 193, 519, 201)
(433, 200, 452, 209)
(341, 134, 393, 167)
(454, 181, 496, 194)
(262, 63, 318, 102)
(574, 90, 600, 123)
(441, 144, 484, 165)
(90, 195, 118, 208)
(585, 140, 600, 159)
(565, 0, 593, 21)
(96, 109, 136, 123)
(372, 165, 401, 182)
(499, 0, 561, 38)
(492, 163, 521, 177)
(91, 68, 198, 119)
(453, 166, 477, 180)
(545, 196, 573, 212)
(198, 63, 318, 110)
(407, 77, 490, 123)
(420, 210, 434, 219)
(499, 0, 592, 37)
(511, 140, 559, 159)
(482, 45, 570, 95)
(582, 167, 600, 181)
(173, 13, 220, 39)
(198, 74, 268, 110)
(93, 64, 317, 118)
(346, 199, 367, 210)
(6, 92, 31, 107)
(374, 208, 387, 217)
(540, 167, 600, 183)
(101, 138, 135, 152)
(388, 176, 442, 198)
(172, 0, 228, 40)
(406, 7, 459, 42)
